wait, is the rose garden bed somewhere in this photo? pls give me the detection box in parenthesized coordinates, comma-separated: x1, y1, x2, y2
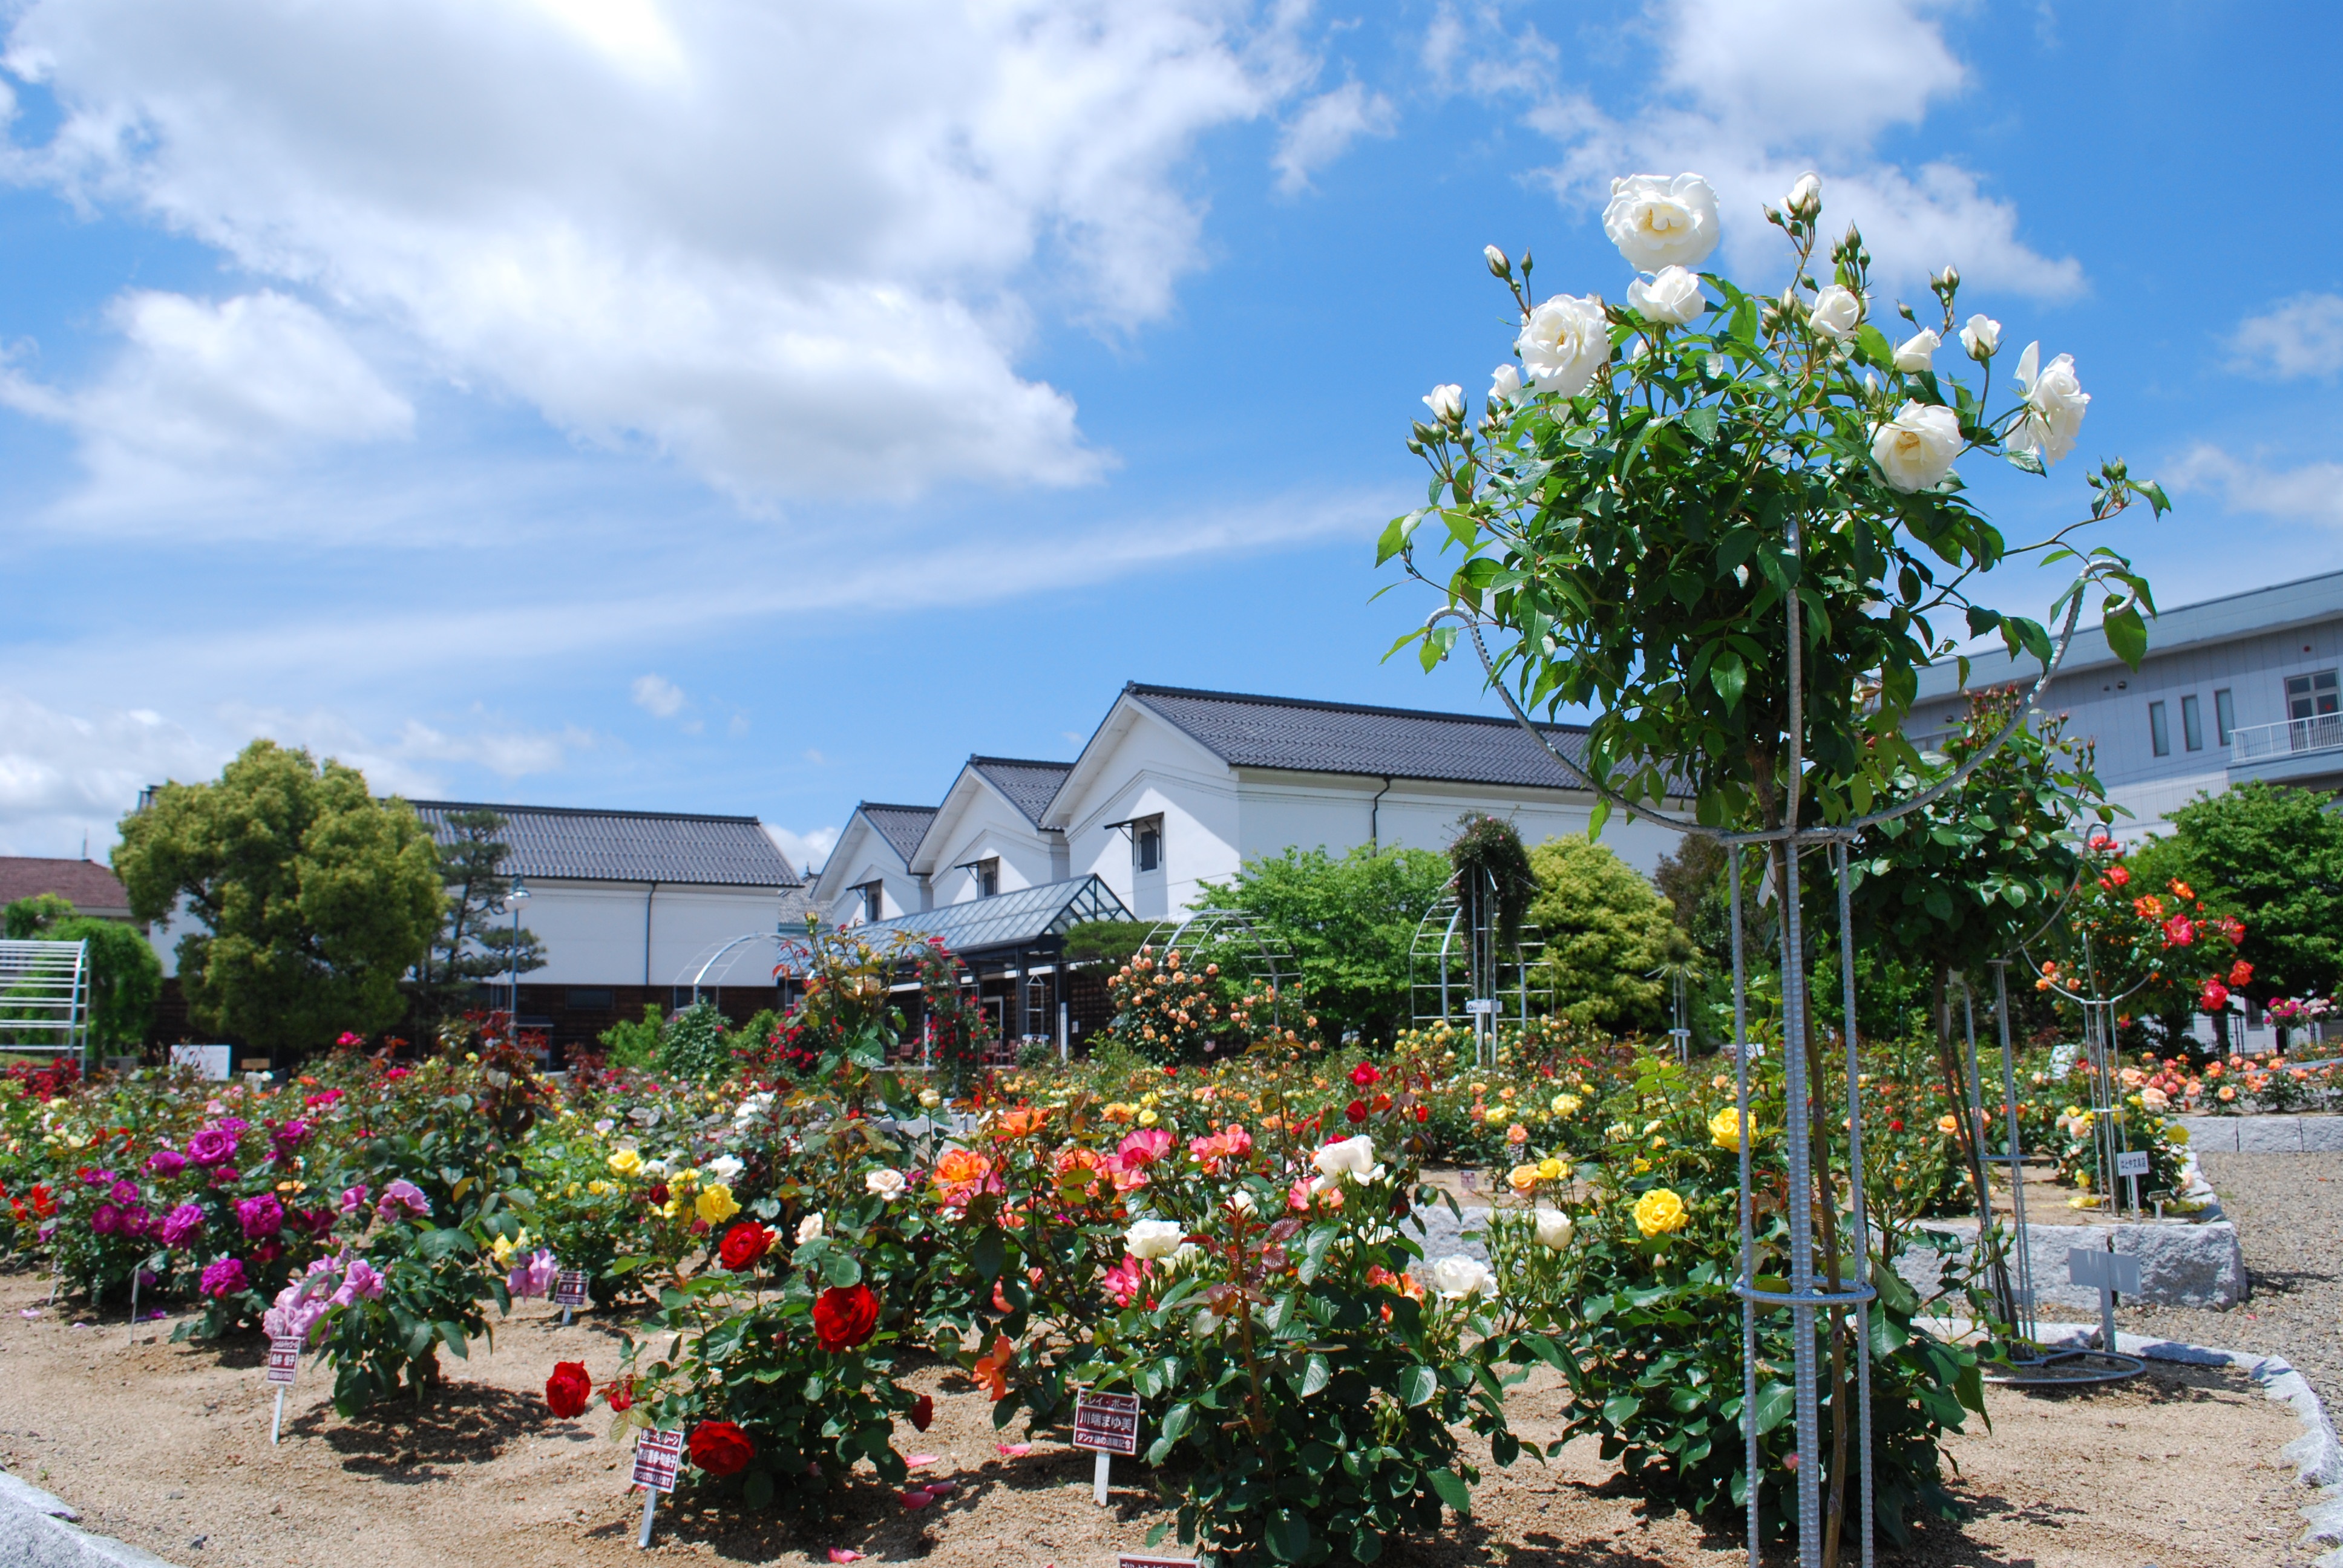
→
(0, 1266, 2319, 1568)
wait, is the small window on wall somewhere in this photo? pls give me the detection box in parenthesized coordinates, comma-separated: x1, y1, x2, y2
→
(976, 858, 1000, 898)
(2181, 693, 2204, 752)
(565, 988, 614, 1012)
(2288, 670, 2339, 720)
(2149, 700, 2170, 757)
(854, 881, 885, 923)
(1135, 817, 1164, 874)
(2215, 687, 2235, 745)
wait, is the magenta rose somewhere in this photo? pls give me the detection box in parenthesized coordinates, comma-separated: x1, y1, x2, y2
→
(186, 1128, 237, 1167)
(199, 1256, 247, 1298)
(90, 1203, 120, 1235)
(236, 1193, 285, 1240)
(161, 1202, 206, 1248)
(145, 1150, 187, 1178)
(109, 1179, 140, 1205)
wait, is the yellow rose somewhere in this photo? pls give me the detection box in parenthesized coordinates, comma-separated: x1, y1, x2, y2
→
(1632, 1187, 1689, 1240)
(659, 1197, 681, 1220)
(587, 1180, 611, 1196)
(1483, 1105, 1507, 1125)
(1138, 1109, 1159, 1126)
(1536, 1157, 1568, 1183)
(608, 1148, 643, 1178)
(1550, 1093, 1582, 1117)
(1709, 1107, 1748, 1152)
(1507, 1164, 1540, 1194)
(490, 1233, 517, 1266)
(695, 1183, 741, 1224)
(2166, 1124, 2189, 1146)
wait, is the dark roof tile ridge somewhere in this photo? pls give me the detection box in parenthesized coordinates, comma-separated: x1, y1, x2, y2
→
(408, 799, 765, 826)
(1124, 683, 1590, 733)
(968, 756, 1075, 770)
(859, 801, 940, 815)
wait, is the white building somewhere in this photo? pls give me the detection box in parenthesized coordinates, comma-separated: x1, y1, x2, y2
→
(1910, 569, 2343, 843)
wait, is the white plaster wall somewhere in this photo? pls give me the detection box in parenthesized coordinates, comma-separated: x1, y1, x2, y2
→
(515, 881, 791, 987)
(1057, 715, 1240, 920)
(1231, 772, 1680, 881)
(921, 785, 1061, 906)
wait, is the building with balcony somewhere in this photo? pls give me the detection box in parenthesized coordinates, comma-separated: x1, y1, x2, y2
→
(1911, 569, 2343, 841)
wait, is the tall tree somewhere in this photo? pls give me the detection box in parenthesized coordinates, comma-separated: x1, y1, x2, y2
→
(112, 740, 445, 1053)
(413, 807, 545, 1018)
(1525, 836, 1683, 1031)
(3, 894, 163, 1051)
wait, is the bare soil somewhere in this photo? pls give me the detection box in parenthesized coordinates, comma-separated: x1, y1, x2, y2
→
(0, 1267, 2319, 1568)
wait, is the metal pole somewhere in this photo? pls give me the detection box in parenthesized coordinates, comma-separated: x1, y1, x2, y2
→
(1778, 512, 1821, 1568)
(1990, 961, 2038, 1349)
(1833, 846, 1874, 1568)
(1730, 852, 1758, 1568)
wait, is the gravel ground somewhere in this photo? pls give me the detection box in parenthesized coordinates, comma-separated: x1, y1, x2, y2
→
(2042, 1150, 2343, 1417)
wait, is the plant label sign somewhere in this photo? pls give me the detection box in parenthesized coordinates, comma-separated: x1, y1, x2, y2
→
(265, 1336, 302, 1386)
(1464, 998, 1496, 1016)
(631, 1429, 684, 1494)
(1072, 1391, 1142, 1456)
(553, 1269, 591, 1307)
(2114, 1151, 2151, 1178)
(1118, 1556, 1199, 1568)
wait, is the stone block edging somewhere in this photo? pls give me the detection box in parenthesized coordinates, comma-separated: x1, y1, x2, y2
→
(2175, 1114, 2343, 1153)
(1893, 1215, 2248, 1310)
(0, 1472, 185, 1568)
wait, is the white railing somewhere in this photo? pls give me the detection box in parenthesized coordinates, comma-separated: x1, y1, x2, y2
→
(2230, 713, 2343, 763)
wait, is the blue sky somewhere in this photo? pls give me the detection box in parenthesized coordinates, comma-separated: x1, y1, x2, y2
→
(1, 0, 2335, 869)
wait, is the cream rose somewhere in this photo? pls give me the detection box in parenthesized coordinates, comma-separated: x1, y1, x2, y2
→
(1312, 1134, 1379, 1182)
(1489, 364, 1522, 404)
(1960, 313, 2001, 361)
(864, 1168, 906, 1200)
(1808, 285, 1862, 341)
(1124, 1218, 1185, 1260)
(796, 1211, 824, 1244)
(1601, 173, 1720, 271)
(1870, 401, 1962, 492)
(1515, 293, 1610, 397)
(1533, 1208, 1575, 1250)
(1626, 264, 1704, 325)
(2009, 341, 2088, 464)
(1428, 1255, 1498, 1299)
(1892, 328, 1940, 371)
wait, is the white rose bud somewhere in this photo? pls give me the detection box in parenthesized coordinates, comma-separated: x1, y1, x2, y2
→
(1892, 328, 1940, 372)
(1124, 1218, 1185, 1261)
(1625, 264, 1704, 325)
(1960, 313, 2001, 361)
(1870, 401, 1963, 493)
(1428, 1255, 1498, 1300)
(1488, 364, 1522, 405)
(1515, 293, 1610, 397)
(796, 1211, 825, 1244)
(1783, 171, 1821, 220)
(1808, 284, 1862, 341)
(1228, 1187, 1258, 1217)
(1602, 172, 1721, 271)
(2008, 341, 2088, 465)
(1422, 382, 1466, 426)
(1484, 244, 1512, 279)
(1533, 1208, 1575, 1250)
(864, 1168, 906, 1199)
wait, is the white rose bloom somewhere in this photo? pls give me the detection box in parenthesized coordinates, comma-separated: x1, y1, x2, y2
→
(2008, 341, 2088, 464)
(1601, 173, 1721, 271)
(704, 1155, 745, 1184)
(1514, 294, 1610, 397)
(1421, 382, 1466, 425)
(1783, 171, 1821, 218)
(1429, 1255, 1498, 1300)
(1892, 328, 1940, 372)
(640, 1158, 669, 1178)
(864, 1168, 907, 1199)
(1533, 1208, 1575, 1250)
(796, 1212, 825, 1245)
(1313, 1135, 1379, 1182)
(1625, 265, 1704, 325)
(1870, 401, 1963, 493)
(1960, 313, 2001, 361)
(732, 1093, 773, 1125)
(1808, 285, 1862, 341)
(1489, 364, 1522, 404)
(1228, 1187, 1257, 1217)
(1169, 1242, 1205, 1272)
(1125, 1218, 1185, 1261)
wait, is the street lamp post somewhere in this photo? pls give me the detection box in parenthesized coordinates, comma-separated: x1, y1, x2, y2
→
(506, 875, 530, 1045)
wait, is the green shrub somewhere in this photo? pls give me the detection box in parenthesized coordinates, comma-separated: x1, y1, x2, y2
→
(1526, 837, 1679, 1033)
(598, 1004, 665, 1071)
(660, 1001, 734, 1080)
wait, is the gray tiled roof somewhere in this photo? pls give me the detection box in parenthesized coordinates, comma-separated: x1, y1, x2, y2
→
(1126, 684, 1595, 791)
(409, 801, 802, 887)
(857, 803, 938, 864)
(970, 757, 1073, 826)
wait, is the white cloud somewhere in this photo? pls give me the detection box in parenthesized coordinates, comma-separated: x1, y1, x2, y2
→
(4, 0, 1308, 506)
(2166, 443, 2343, 529)
(395, 719, 594, 779)
(764, 822, 839, 877)
(0, 289, 411, 516)
(1443, 0, 2083, 300)
(0, 690, 220, 856)
(631, 674, 686, 719)
(2229, 293, 2343, 381)
(1273, 81, 1397, 192)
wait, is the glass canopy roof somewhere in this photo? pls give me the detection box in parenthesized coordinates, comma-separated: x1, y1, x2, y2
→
(848, 874, 1132, 958)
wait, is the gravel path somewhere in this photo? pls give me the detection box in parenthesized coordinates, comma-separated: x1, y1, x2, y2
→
(2043, 1151, 2343, 1418)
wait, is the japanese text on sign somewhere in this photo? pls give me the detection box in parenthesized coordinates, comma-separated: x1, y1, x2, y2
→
(1072, 1391, 1142, 1456)
(631, 1429, 685, 1493)
(265, 1336, 301, 1386)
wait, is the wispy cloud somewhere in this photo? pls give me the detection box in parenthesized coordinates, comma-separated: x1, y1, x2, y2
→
(2229, 293, 2343, 381)
(2166, 443, 2343, 529)
(1273, 81, 1398, 193)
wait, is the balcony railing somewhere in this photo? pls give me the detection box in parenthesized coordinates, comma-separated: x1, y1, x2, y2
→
(2230, 713, 2343, 764)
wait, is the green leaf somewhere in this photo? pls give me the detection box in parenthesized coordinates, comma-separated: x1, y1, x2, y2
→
(1681, 405, 1720, 445)
(1400, 1365, 1438, 1406)
(1427, 1469, 1472, 1514)
(742, 1469, 773, 1509)
(1751, 1380, 1795, 1436)
(971, 1227, 1006, 1283)
(1265, 1512, 1313, 1563)
(2004, 446, 2046, 475)
(1709, 650, 1747, 709)
(1602, 1393, 1639, 1427)
(2103, 604, 2148, 670)
(1300, 1353, 1331, 1399)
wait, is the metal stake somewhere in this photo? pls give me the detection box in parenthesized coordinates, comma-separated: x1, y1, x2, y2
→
(1093, 1452, 1111, 1506)
(638, 1489, 658, 1547)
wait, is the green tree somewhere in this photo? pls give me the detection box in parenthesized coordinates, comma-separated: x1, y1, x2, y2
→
(413, 807, 545, 1018)
(1525, 836, 1679, 1031)
(3, 894, 163, 1052)
(1195, 846, 1452, 1047)
(2149, 781, 2343, 1007)
(111, 740, 445, 1054)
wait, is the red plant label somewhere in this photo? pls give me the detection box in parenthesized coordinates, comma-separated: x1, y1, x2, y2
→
(631, 1428, 685, 1493)
(552, 1269, 591, 1307)
(265, 1336, 301, 1387)
(1072, 1391, 1141, 1456)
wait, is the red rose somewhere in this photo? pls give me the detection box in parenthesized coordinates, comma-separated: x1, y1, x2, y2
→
(718, 1222, 773, 1272)
(689, 1420, 755, 1478)
(909, 1394, 934, 1431)
(604, 1377, 635, 1413)
(1345, 1099, 1368, 1124)
(545, 1361, 592, 1420)
(812, 1283, 880, 1351)
(1349, 1062, 1380, 1088)
(1414, 1105, 1429, 1124)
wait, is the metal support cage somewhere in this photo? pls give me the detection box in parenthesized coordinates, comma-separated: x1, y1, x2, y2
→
(0, 938, 92, 1062)
(1138, 908, 1298, 1035)
(1407, 878, 1552, 1067)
